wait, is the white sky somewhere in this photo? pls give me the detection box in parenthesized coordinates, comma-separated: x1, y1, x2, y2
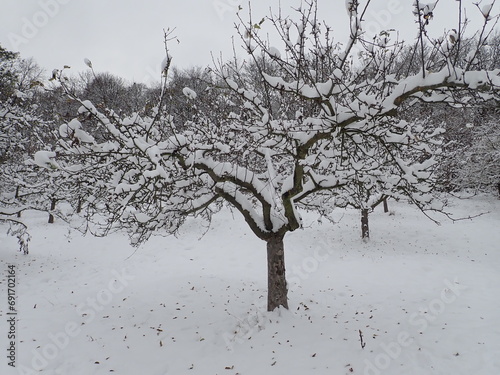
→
(0, 0, 498, 85)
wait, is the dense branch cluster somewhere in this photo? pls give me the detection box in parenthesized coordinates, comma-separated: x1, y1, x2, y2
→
(42, 1, 500, 242)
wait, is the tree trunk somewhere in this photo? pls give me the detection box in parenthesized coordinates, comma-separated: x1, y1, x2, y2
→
(383, 197, 389, 213)
(15, 186, 21, 218)
(48, 198, 56, 224)
(361, 209, 369, 240)
(266, 235, 288, 311)
(76, 196, 82, 214)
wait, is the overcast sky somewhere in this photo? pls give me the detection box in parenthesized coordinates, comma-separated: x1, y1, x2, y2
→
(0, 0, 497, 84)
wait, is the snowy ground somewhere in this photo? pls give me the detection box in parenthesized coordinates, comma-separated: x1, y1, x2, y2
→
(1, 196, 499, 375)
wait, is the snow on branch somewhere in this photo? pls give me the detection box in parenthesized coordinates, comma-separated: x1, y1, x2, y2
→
(33, 0, 500, 247)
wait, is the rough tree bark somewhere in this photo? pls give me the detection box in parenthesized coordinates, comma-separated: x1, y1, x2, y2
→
(383, 198, 389, 213)
(76, 196, 82, 214)
(361, 209, 369, 240)
(48, 198, 56, 224)
(15, 186, 21, 218)
(266, 235, 288, 311)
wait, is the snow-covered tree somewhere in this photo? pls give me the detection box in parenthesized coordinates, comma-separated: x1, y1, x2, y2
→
(454, 101, 500, 194)
(0, 44, 18, 102)
(394, 28, 500, 194)
(0, 44, 59, 252)
(40, 2, 500, 311)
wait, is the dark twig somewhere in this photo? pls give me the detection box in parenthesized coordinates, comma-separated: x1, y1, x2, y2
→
(359, 329, 366, 349)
